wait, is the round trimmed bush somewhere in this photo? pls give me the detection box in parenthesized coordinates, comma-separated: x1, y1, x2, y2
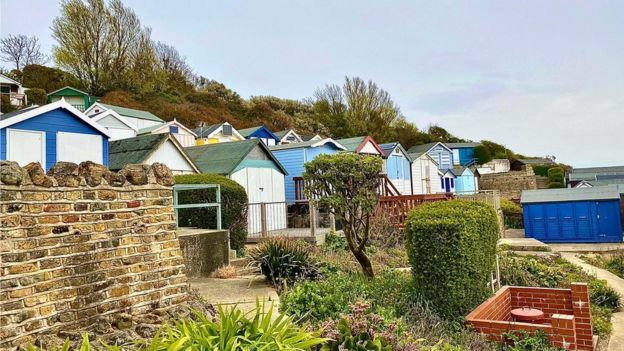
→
(25, 88, 47, 106)
(175, 174, 248, 252)
(405, 200, 499, 319)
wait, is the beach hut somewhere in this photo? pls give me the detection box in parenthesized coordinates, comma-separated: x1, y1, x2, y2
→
(409, 151, 443, 195)
(108, 133, 199, 174)
(0, 99, 110, 170)
(185, 139, 288, 233)
(269, 139, 346, 202)
(380, 142, 412, 195)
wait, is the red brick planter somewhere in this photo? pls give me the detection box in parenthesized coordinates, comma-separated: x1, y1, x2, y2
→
(466, 283, 593, 350)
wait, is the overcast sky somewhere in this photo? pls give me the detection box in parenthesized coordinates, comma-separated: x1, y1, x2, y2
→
(2, 1, 623, 167)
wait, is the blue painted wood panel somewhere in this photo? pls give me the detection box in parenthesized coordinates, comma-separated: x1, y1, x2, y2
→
(455, 170, 477, 194)
(247, 127, 280, 144)
(272, 144, 341, 202)
(0, 108, 108, 171)
(456, 147, 475, 166)
(428, 144, 453, 170)
(523, 199, 623, 243)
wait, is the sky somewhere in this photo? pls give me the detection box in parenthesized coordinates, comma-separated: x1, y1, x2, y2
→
(1, 0, 623, 167)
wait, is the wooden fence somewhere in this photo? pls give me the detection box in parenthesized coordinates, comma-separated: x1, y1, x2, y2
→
(377, 194, 452, 227)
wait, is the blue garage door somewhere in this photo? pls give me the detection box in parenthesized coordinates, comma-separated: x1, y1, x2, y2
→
(523, 200, 623, 243)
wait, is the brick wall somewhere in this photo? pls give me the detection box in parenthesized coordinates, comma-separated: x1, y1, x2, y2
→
(466, 284, 593, 350)
(0, 161, 189, 347)
(479, 167, 537, 200)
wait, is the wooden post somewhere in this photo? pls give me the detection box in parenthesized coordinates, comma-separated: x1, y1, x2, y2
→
(309, 201, 316, 238)
(260, 202, 268, 238)
(329, 212, 336, 232)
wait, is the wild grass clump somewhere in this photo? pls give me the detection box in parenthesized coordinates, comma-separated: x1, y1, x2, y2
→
(249, 237, 320, 289)
(212, 265, 237, 279)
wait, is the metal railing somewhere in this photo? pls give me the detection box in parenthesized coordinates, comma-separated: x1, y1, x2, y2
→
(172, 184, 222, 230)
(246, 201, 335, 241)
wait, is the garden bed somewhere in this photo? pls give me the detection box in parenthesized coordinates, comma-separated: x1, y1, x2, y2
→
(580, 251, 624, 279)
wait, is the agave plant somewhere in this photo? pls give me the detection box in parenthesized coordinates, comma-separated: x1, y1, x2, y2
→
(249, 237, 321, 288)
(146, 300, 326, 351)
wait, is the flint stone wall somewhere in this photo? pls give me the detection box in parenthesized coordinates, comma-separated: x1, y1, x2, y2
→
(0, 161, 188, 347)
(478, 167, 537, 200)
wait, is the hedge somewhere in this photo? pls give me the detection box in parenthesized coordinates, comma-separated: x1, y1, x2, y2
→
(547, 167, 565, 185)
(405, 200, 499, 319)
(175, 174, 248, 252)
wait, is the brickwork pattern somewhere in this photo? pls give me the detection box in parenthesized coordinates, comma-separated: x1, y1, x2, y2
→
(0, 161, 189, 347)
(466, 284, 592, 350)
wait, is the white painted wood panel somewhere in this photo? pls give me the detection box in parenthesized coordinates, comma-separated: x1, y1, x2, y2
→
(145, 140, 196, 174)
(56, 132, 102, 164)
(359, 141, 380, 155)
(231, 167, 287, 234)
(7, 129, 45, 166)
(172, 133, 195, 147)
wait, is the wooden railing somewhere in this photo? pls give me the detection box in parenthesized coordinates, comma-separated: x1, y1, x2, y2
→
(377, 193, 452, 227)
(378, 173, 400, 197)
(294, 177, 306, 202)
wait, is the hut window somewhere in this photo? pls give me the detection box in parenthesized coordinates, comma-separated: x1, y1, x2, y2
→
(222, 124, 233, 136)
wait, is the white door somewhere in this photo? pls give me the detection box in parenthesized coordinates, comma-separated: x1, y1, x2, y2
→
(7, 129, 46, 166)
(57, 132, 103, 164)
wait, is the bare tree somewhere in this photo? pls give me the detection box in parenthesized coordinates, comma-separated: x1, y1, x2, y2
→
(154, 41, 194, 80)
(0, 34, 47, 71)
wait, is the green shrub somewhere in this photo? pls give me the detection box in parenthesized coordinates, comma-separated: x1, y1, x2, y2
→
(175, 174, 248, 253)
(320, 302, 393, 351)
(280, 270, 413, 324)
(547, 182, 564, 189)
(1, 95, 16, 113)
(405, 200, 499, 319)
(249, 238, 321, 288)
(591, 304, 613, 336)
(500, 330, 562, 351)
(25, 88, 47, 105)
(501, 198, 522, 215)
(152, 301, 324, 351)
(582, 251, 624, 279)
(547, 167, 565, 187)
(532, 165, 554, 177)
(473, 145, 493, 165)
(323, 231, 348, 252)
(589, 279, 621, 310)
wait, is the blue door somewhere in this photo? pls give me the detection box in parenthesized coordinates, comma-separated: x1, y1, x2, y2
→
(596, 201, 622, 242)
(524, 200, 623, 243)
(444, 178, 451, 192)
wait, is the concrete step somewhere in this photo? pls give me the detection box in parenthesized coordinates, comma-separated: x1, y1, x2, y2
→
(230, 257, 250, 268)
(498, 238, 551, 252)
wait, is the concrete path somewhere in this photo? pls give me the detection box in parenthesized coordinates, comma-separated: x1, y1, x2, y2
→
(189, 276, 279, 315)
(560, 253, 624, 351)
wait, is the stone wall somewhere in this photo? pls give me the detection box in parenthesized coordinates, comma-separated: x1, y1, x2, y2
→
(0, 161, 189, 347)
(478, 167, 537, 200)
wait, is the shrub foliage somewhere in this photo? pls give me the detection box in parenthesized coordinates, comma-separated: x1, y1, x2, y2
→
(303, 153, 383, 278)
(405, 200, 499, 319)
(174, 174, 248, 252)
(25, 88, 47, 106)
(249, 238, 321, 289)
